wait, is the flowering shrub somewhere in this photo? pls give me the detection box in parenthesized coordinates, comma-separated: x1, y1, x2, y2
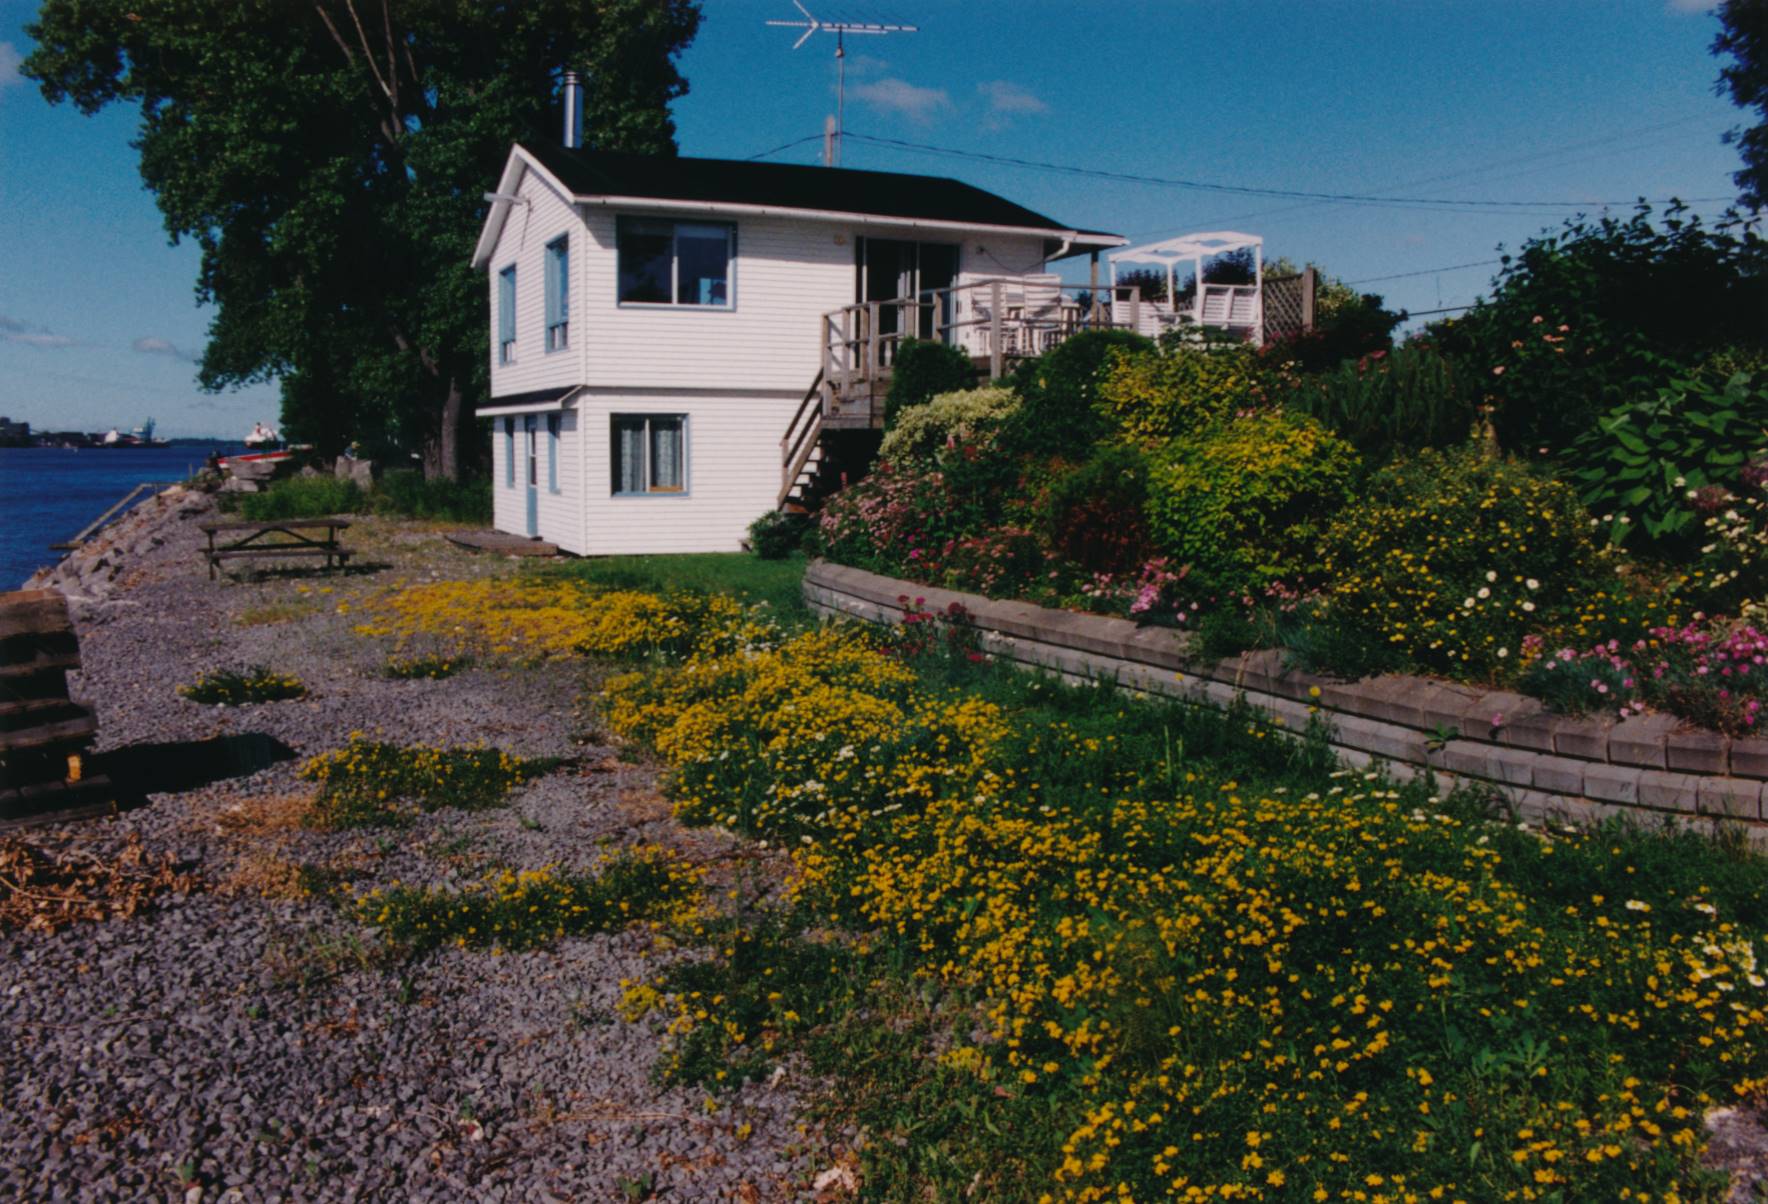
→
(1040, 443, 1153, 577)
(597, 589, 1768, 1199)
(382, 654, 465, 680)
(178, 666, 306, 705)
(877, 386, 1018, 466)
(936, 528, 1052, 599)
(1522, 622, 1768, 734)
(1147, 410, 1359, 593)
(353, 848, 700, 954)
(299, 735, 537, 827)
(1699, 460, 1768, 617)
(1282, 342, 1474, 464)
(354, 578, 762, 662)
(1094, 343, 1270, 443)
(1319, 446, 1625, 678)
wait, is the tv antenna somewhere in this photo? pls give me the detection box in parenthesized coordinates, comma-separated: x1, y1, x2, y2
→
(766, 1, 918, 166)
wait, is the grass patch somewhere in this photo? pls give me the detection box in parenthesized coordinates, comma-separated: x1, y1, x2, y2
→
(178, 666, 307, 705)
(298, 736, 540, 828)
(544, 553, 810, 623)
(227, 470, 492, 525)
(355, 847, 699, 955)
(234, 600, 317, 627)
(382, 653, 468, 680)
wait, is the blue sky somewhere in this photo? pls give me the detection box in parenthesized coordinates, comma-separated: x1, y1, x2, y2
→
(0, 0, 1749, 437)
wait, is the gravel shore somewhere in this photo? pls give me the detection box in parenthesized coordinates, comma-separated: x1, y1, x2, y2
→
(4, 497, 815, 1202)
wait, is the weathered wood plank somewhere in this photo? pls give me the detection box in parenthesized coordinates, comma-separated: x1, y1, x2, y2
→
(0, 593, 72, 642)
(0, 710, 98, 753)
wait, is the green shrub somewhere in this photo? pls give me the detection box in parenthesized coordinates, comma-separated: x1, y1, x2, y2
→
(746, 509, 810, 560)
(179, 666, 307, 705)
(884, 338, 975, 425)
(1040, 443, 1152, 575)
(1000, 328, 1155, 454)
(1094, 343, 1271, 443)
(1283, 343, 1475, 465)
(1146, 410, 1359, 593)
(1318, 446, 1614, 680)
(1431, 206, 1768, 455)
(1565, 367, 1768, 554)
(237, 476, 364, 521)
(371, 470, 493, 524)
(877, 386, 1018, 465)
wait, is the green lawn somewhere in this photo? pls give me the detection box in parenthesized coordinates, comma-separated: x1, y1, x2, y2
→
(541, 552, 811, 620)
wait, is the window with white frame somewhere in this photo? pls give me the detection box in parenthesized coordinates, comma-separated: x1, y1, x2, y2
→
(616, 218, 733, 307)
(497, 266, 517, 364)
(611, 415, 686, 495)
(544, 236, 569, 351)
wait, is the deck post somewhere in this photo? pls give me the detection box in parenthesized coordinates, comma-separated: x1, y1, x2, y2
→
(839, 310, 852, 406)
(989, 280, 1003, 380)
(1129, 286, 1140, 338)
(1301, 266, 1317, 333)
(866, 301, 881, 400)
(1089, 252, 1101, 326)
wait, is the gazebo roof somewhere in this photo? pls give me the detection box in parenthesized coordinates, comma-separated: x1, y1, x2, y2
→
(1110, 230, 1263, 266)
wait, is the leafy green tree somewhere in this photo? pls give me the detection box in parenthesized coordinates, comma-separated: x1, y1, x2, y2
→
(24, 1, 701, 477)
(1715, 0, 1768, 211)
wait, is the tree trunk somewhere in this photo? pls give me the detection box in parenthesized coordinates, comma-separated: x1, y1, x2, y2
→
(422, 378, 464, 481)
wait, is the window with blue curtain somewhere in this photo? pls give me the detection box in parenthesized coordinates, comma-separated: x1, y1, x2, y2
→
(504, 417, 515, 486)
(544, 237, 569, 351)
(497, 267, 516, 364)
(547, 413, 560, 493)
(611, 415, 686, 495)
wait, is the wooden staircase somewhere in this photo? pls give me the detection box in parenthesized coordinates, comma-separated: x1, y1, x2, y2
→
(779, 370, 887, 511)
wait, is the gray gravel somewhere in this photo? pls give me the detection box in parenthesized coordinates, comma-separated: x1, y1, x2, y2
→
(4, 497, 818, 1201)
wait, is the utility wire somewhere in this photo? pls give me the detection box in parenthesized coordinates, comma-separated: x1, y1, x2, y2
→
(1344, 260, 1503, 285)
(844, 132, 1733, 213)
(744, 133, 826, 161)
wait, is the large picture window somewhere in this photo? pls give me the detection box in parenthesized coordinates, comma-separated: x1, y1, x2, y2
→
(616, 218, 733, 308)
(611, 415, 687, 495)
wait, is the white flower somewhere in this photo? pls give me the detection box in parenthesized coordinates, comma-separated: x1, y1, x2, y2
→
(1526, 579, 1540, 590)
(1673, 475, 1687, 487)
(1485, 570, 1498, 582)
(1463, 596, 1476, 609)
(1624, 899, 1651, 913)
(1522, 601, 1536, 613)
(1477, 587, 1491, 599)
(1497, 647, 1509, 659)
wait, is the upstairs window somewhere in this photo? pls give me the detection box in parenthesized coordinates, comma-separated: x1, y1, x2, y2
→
(617, 218, 733, 307)
(544, 236, 570, 351)
(497, 266, 517, 364)
(611, 414, 686, 495)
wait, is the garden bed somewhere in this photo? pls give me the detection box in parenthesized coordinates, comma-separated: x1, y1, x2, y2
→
(806, 559, 1768, 835)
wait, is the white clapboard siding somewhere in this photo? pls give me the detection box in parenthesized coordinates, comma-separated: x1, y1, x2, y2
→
(535, 410, 584, 552)
(486, 164, 587, 397)
(491, 417, 522, 533)
(576, 389, 801, 554)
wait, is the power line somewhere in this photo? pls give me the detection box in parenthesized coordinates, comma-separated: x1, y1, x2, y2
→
(1344, 259, 1502, 285)
(1402, 304, 1476, 317)
(843, 131, 1734, 214)
(745, 133, 826, 161)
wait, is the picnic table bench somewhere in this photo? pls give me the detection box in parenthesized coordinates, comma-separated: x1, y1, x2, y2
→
(198, 518, 353, 579)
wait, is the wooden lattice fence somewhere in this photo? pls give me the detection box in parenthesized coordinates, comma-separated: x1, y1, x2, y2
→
(1261, 266, 1317, 345)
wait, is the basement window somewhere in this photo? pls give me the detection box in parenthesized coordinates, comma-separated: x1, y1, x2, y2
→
(611, 415, 687, 495)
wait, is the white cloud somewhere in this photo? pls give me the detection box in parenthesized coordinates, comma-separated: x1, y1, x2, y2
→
(133, 336, 200, 363)
(977, 80, 1049, 118)
(849, 77, 951, 124)
(0, 42, 23, 91)
(0, 315, 75, 350)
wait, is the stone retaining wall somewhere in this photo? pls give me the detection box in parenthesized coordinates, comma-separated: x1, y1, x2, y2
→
(804, 560, 1768, 840)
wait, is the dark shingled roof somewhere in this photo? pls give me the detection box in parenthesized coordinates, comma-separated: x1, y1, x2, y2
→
(520, 141, 1118, 240)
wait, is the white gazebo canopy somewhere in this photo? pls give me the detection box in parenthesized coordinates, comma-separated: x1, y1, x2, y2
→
(1108, 230, 1265, 338)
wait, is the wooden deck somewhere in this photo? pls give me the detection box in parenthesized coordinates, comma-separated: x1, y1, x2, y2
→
(445, 530, 560, 557)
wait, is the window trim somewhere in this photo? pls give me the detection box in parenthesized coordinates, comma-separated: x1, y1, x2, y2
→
(615, 217, 736, 311)
(497, 265, 517, 365)
(547, 413, 561, 494)
(544, 236, 570, 353)
(609, 413, 691, 498)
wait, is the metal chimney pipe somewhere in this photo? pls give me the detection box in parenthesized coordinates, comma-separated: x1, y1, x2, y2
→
(562, 70, 583, 149)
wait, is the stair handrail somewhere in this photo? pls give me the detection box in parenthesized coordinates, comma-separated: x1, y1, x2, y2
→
(780, 368, 826, 506)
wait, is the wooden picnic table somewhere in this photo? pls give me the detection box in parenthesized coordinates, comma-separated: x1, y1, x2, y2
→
(197, 518, 353, 579)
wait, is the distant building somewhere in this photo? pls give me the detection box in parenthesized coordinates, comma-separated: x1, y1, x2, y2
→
(0, 417, 29, 447)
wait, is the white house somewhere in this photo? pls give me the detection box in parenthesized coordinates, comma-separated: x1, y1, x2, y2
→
(470, 113, 1125, 556)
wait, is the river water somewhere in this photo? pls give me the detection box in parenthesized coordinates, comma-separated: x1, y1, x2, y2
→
(0, 446, 233, 588)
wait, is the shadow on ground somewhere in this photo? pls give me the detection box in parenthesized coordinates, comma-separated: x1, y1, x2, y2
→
(101, 733, 297, 800)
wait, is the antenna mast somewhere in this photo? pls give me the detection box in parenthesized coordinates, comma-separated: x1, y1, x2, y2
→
(766, 1, 918, 166)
